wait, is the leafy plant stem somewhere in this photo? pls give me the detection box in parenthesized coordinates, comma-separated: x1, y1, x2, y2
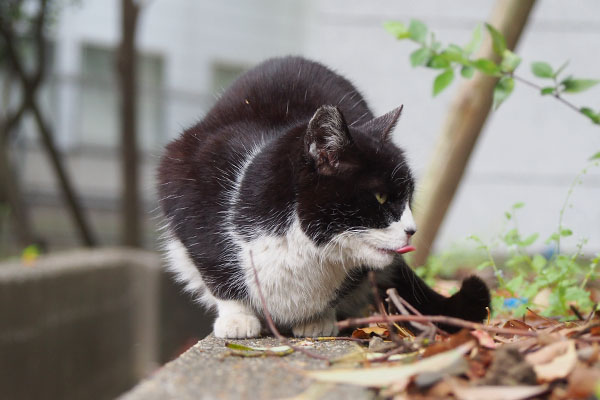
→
(512, 74, 582, 114)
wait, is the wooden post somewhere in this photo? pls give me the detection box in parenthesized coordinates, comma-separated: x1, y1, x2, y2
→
(413, 0, 537, 265)
(117, 0, 141, 247)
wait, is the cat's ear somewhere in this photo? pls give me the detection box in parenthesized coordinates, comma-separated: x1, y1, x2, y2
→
(359, 105, 403, 142)
(305, 105, 352, 175)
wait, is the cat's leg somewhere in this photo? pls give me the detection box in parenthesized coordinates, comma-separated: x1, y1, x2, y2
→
(292, 308, 339, 337)
(213, 299, 262, 339)
(377, 257, 490, 331)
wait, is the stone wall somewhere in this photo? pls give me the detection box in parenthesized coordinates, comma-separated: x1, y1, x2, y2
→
(0, 249, 160, 400)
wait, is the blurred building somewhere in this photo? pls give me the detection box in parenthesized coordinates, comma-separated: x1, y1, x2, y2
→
(4, 0, 600, 254)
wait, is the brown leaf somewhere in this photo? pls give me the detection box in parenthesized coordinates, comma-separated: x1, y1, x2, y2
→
(503, 319, 534, 331)
(423, 329, 474, 358)
(566, 364, 600, 398)
(351, 326, 389, 339)
(471, 330, 498, 349)
(525, 340, 577, 382)
(452, 384, 549, 400)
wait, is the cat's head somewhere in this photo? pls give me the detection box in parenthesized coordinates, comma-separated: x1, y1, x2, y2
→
(298, 105, 416, 268)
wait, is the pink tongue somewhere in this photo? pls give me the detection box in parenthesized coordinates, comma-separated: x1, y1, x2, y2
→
(395, 245, 416, 254)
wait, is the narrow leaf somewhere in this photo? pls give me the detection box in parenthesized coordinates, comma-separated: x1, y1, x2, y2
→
(428, 54, 450, 69)
(473, 58, 500, 75)
(433, 68, 454, 96)
(485, 23, 506, 56)
(307, 342, 474, 387)
(581, 108, 600, 124)
(383, 21, 411, 39)
(540, 87, 555, 95)
(410, 47, 432, 67)
(461, 66, 475, 79)
(531, 62, 554, 78)
(493, 76, 515, 110)
(562, 78, 600, 93)
(500, 49, 521, 73)
(464, 24, 482, 55)
(408, 19, 428, 44)
(589, 151, 600, 160)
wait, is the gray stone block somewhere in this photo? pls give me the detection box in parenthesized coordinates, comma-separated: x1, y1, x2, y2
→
(121, 335, 375, 400)
(0, 248, 160, 400)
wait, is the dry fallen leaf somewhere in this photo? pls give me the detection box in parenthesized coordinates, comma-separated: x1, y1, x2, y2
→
(525, 340, 577, 382)
(224, 342, 293, 357)
(351, 326, 389, 339)
(471, 330, 498, 349)
(305, 342, 474, 387)
(451, 384, 549, 400)
(566, 364, 600, 399)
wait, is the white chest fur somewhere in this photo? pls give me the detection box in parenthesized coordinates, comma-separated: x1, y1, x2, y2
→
(239, 218, 362, 325)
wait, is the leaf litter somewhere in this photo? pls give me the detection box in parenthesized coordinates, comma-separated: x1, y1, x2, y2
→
(235, 255, 600, 399)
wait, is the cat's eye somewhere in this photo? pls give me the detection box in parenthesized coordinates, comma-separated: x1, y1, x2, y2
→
(374, 192, 388, 205)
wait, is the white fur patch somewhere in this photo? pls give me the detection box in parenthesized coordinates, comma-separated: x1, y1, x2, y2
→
(213, 299, 262, 338)
(292, 309, 338, 337)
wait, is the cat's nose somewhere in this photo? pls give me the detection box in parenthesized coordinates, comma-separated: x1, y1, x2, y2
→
(404, 228, 417, 237)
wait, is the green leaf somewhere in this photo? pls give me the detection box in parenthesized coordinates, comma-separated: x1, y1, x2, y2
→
(485, 23, 506, 56)
(464, 24, 482, 55)
(532, 254, 547, 272)
(562, 78, 600, 93)
(581, 108, 600, 124)
(433, 68, 454, 96)
(531, 62, 554, 78)
(460, 66, 475, 78)
(383, 21, 411, 39)
(410, 47, 432, 67)
(493, 76, 514, 110)
(512, 202, 525, 209)
(519, 233, 539, 247)
(561, 228, 573, 237)
(500, 49, 521, 73)
(476, 260, 493, 270)
(428, 54, 450, 69)
(540, 87, 555, 96)
(473, 58, 500, 75)
(408, 19, 428, 44)
(589, 151, 600, 160)
(441, 48, 466, 64)
(505, 274, 525, 294)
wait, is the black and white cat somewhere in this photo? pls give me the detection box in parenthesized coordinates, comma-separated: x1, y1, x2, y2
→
(158, 56, 490, 339)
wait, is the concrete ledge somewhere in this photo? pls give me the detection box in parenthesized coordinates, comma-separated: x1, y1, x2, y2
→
(121, 335, 374, 400)
(0, 248, 161, 400)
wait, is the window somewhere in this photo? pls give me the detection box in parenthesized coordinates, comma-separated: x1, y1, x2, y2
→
(79, 45, 164, 151)
(211, 62, 246, 94)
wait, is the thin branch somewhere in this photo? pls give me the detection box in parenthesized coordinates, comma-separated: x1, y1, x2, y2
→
(248, 251, 331, 362)
(337, 314, 539, 337)
(512, 73, 582, 114)
(368, 271, 406, 346)
(386, 288, 447, 337)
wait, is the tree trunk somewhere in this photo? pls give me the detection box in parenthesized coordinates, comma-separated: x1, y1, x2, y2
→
(118, 0, 141, 247)
(413, 0, 537, 265)
(0, 125, 34, 246)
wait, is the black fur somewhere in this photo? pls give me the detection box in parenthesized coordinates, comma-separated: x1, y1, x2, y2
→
(158, 56, 490, 328)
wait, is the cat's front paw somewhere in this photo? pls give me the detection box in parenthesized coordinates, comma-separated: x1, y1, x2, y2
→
(292, 316, 339, 338)
(214, 313, 262, 339)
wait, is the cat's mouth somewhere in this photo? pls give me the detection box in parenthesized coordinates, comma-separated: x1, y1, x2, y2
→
(374, 245, 416, 255)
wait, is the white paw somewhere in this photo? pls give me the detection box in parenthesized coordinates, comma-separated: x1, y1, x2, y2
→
(214, 313, 262, 339)
(292, 317, 339, 338)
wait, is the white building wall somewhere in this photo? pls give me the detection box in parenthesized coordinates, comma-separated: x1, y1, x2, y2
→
(18, 0, 600, 252)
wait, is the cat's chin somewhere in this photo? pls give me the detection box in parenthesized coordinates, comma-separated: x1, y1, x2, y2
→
(356, 244, 397, 268)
